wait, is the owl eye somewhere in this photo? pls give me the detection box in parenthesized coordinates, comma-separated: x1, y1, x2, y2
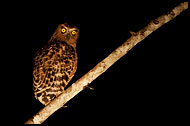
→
(61, 28, 66, 33)
(71, 30, 77, 36)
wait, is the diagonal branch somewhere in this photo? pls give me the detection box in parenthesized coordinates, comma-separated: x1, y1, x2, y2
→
(25, 2, 188, 124)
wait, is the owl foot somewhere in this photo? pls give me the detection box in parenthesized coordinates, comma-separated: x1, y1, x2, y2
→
(85, 85, 94, 90)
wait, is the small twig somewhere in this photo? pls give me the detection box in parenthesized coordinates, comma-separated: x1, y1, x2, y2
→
(25, 2, 188, 124)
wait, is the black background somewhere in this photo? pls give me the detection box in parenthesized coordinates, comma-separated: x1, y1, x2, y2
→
(21, 1, 189, 125)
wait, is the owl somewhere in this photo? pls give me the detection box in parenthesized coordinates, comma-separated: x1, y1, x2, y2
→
(33, 23, 79, 106)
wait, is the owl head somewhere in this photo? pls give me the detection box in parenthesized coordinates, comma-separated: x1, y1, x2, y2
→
(50, 23, 79, 47)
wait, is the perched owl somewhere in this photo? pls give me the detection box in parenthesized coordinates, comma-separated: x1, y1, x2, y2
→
(33, 23, 79, 106)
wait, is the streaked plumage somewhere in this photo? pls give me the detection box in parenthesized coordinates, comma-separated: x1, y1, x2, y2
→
(33, 23, 79, 105)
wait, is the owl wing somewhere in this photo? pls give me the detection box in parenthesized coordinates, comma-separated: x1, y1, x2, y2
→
(33, 42, 77, 105)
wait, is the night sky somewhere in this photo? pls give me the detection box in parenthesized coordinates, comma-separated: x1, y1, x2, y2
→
(22, 1, 188, 125)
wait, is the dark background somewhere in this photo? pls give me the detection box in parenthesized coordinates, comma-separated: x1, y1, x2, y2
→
(21, 1, 188, 125)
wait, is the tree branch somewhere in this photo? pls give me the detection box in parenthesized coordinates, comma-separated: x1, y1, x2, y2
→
(25, 2, 188, 124)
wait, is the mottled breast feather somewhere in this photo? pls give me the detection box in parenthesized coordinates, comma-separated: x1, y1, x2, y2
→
(33, 41, 77, 105)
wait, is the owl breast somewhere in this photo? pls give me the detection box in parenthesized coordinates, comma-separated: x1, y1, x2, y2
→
(33, 41, 77, 105)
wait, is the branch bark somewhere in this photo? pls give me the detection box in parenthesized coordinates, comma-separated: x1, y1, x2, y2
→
(25, 2, 188, 124)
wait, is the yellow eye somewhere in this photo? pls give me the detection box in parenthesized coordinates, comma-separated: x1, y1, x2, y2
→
(72, 30, 77, 35)
(61, 28, 66, 33)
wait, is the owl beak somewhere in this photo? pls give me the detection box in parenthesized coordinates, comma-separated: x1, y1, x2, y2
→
(66, 34, 71, 41)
